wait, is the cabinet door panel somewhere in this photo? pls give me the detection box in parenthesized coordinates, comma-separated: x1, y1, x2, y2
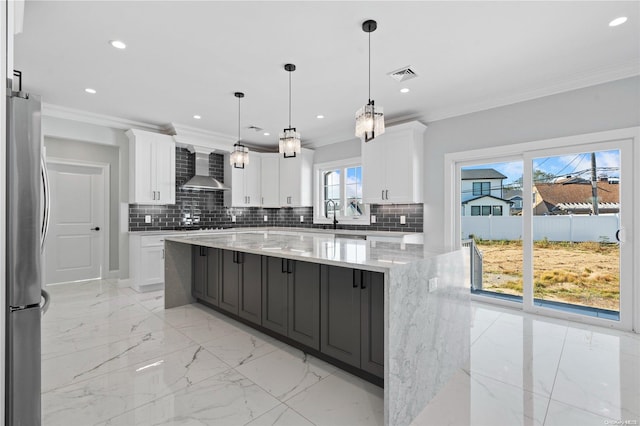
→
(260, 156, 280, 207)
(219, 250, 240, 315)
(205, 248, 220, 306)
(154, 140, 176, 204)
(262, 256, 288, 335)
(192, 246, 206, 299)
(131, 137, 154, 204)
(361, 136, 387, 204)
(141, 246, 164, 286)
(239, 253, 262, 325)
(361, 271, 384, 378)
(320, 265, 361, 367)
(288, 260, 320, 350)
(245, 160, 262, 207)
(231, 167, 247, 207)
(384, 131, 412, 203)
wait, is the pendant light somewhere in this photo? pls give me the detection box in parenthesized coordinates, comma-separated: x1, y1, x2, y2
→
(355, 19, 385, 143)
(230, 92, 249, 169)
(279, 63, 301, 158)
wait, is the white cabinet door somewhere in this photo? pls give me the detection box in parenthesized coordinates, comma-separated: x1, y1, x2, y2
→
(245, 158, 262, 207)
(140, 246, 164, 286)
(230, 166, 247, 207)
(279, 154, 299, 206)
(261, 154, 280, 207)
(154, 138, 176, 204)
(361, 137, 387, 204)
(130, 134, 155, 204)
(385, 132, 413, 203)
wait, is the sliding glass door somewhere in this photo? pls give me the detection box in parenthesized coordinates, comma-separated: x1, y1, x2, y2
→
(459, 138, 634, 329)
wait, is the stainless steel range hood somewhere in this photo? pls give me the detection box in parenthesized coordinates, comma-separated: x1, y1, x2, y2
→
(182, 152, 230, 191)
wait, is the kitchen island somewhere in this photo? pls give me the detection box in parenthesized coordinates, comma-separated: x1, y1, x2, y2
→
(164, 230, 469, 426)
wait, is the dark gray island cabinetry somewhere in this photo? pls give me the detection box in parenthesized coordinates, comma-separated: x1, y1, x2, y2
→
(163, 231, 468, 426)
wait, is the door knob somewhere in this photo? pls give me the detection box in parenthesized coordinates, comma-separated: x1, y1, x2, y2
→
(90, 227, 100, 231)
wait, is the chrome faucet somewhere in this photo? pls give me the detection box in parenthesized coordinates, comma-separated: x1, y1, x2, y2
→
(325, 200, 339, 230)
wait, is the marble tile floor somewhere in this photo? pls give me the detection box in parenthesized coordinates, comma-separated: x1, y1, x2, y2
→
(42, 279, 640, 425)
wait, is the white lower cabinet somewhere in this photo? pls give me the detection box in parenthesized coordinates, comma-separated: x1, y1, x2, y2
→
(129, 234, 167, 292)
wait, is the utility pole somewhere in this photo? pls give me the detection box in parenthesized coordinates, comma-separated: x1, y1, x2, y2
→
(591, 152, 599, 215)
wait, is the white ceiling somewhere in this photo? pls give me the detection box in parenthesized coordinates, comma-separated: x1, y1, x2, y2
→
(14, 1, 640, 149)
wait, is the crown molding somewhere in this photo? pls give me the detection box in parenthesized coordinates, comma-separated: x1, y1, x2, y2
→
(168, 122, 237, 153)
(42, 103, 167, 133)
(426, 61, 640, 123)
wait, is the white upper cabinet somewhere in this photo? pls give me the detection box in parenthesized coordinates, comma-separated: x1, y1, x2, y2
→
(228, 154, 262, 207)
(279, 148, 314, 207)
(127, 129, 176, 205)
(361, 121, 426, 204)
(260, 153, 280, 207)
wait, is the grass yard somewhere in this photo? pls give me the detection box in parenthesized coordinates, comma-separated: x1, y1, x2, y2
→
(477, 240, 620, 311)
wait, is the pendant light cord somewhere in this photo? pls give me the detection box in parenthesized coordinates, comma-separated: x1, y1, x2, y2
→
(368, 30, 371, 103)
(237, 95, 241, 142)
(288, 70, 292, 128)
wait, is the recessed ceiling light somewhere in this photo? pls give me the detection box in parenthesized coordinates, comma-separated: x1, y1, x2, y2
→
(193, 115, 201, 119)
(400, 88, 410, 93)
(263, 132, 270, 136)
(316, 115, 324, 119)
(609, 16, 627, 27)
(85, 88, 96, 94)
(109, 40, 127, 49)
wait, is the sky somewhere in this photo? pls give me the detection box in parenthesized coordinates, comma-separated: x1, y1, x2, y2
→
(462, 149, 620, 186)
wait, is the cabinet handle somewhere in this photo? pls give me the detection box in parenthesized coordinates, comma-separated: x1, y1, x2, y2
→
(200, 246, 206, 256)
(287, 259, 293, 274)
(385, 190, 389, 200)
(353, 269, 359, 288)
(158, 191, 161, 200)
(248, 196, 250, 204)
(233, 251, 237, 263)
(152, 191, 156, 200)
(239, 252, 244, 264)
(381, 190, 384, 200)
(360, 271, 366, 289)
(281, 258, 287, 273)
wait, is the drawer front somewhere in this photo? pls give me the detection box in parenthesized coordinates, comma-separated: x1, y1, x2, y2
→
(140, 235, 167, 247)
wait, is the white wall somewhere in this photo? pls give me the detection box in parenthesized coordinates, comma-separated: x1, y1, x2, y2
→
(424, 76, 640, 250)
(42, 116, 131, 278)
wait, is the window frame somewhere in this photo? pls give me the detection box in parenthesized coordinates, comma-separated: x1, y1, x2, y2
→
(472, 181, 491, 196)
(313, 157, 370, 225)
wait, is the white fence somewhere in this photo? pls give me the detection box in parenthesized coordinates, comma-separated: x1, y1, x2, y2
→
(462, 215, 620, 242)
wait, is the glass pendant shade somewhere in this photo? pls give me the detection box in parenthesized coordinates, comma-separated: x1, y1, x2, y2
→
(279, 127, 301, 158)
(355, 100, 385, 142)
(231, 92, 249, 169)
(230, 142, 249, 169)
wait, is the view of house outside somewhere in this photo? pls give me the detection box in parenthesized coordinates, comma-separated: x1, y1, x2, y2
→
(462, 150, 621, 314)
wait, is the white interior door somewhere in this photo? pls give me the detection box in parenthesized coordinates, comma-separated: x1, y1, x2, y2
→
(44, 163, 105, 284)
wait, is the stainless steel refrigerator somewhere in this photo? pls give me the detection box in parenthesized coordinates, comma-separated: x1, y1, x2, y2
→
(6, 89, 50, 425)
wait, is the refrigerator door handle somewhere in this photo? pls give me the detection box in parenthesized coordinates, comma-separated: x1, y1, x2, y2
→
(41, 289, 51, 316)
(41, 156, 51, 253)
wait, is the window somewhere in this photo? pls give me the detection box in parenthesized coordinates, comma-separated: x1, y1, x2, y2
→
(314, 158, 370, 224)
(471, 205, 501, 216)
(492, 205, 503, 216)
(471, 206, 481, 216)
(473, 182, 491, 196)
(481, 206, 491, 216)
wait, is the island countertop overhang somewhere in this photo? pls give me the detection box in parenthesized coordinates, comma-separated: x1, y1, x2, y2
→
(164, 231, 443, 273)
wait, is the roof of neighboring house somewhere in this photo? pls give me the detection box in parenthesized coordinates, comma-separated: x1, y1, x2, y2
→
(535, 182, 620, 211)
(461, 194, 513, 205)
(461, 169, 507, 180)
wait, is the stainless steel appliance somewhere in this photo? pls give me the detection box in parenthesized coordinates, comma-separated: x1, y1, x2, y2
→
(6, 88, 50, 425)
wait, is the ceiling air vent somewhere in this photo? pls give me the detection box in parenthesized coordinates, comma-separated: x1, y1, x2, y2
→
(388, 66, 418, 82)
(248, 125, 263, 132)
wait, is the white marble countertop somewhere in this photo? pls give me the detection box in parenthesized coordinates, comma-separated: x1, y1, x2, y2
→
(165, 230, 438, 273)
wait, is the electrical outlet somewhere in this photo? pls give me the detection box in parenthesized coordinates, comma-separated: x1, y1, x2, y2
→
(371, 215, 376, 223)
(400, 215, 406, 225)
(231, 215, 236, 223)
(145, 215, 151, 223)
(300, 215, 304, 222)
(264, 215, 268, 222)
(428, 277, 438, 292)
